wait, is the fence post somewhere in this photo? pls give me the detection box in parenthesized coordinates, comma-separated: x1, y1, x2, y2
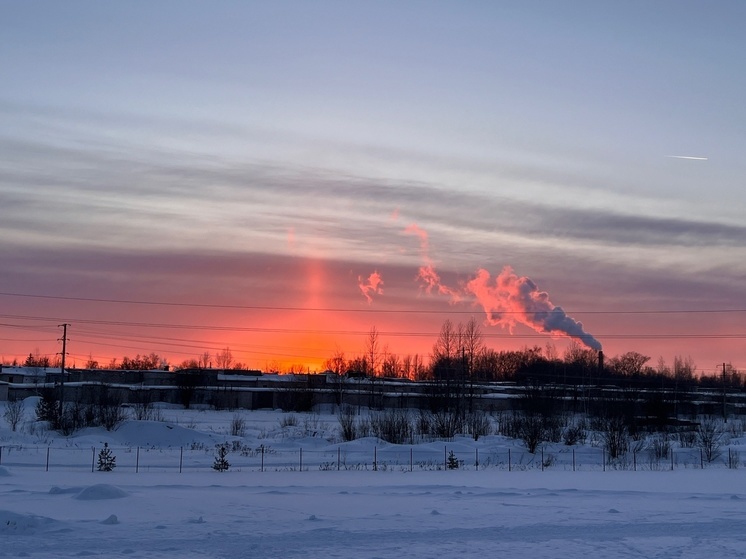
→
(337, 447, 340, 471)
(0, 446, 3, 465)
(300, 448, 303, 471)
(508, 448, 511, 472)
(136, 447, 140, 473)
(46, 447, 50, 472)
(410, 447, 413, 472)
(262, 445, 265, 472)
(476, 448, 479, 471)
(179, 447, 183, 474)
(729, 448, 732, 469)
(603, 449, 605, 472)
(572, 448, 575, 472)
(541, 447, 544, 471)
(374, 447, 377, 471)
(92, 447, 95, 473)
(444, 446, 447, 470)
(700, 449, 704, 469)
(633, 450, 636, 472)
(670, 448, 674, 471)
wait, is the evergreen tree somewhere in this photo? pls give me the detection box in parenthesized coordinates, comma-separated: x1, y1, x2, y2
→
(447, 450, 459, 470)
(35, 388, 58, 423)
(213, 444, 230, 472)
(97, 443, 116, 472)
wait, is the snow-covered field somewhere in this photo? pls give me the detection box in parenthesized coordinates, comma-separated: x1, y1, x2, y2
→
(2, 402, 745, 558)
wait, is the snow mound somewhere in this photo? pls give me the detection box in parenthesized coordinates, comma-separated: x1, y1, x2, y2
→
(50, 486, 84, 495)
(74, 484, 128, 500)
(102, 514, 119, 525)
(0, 466, 12, 476)
(0, 510, 57, 534)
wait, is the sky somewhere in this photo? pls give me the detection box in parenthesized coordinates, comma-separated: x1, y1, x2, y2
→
(1, 1, 745, 374)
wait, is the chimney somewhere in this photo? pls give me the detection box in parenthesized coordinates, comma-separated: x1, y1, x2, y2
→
(598, 350, 604, 373)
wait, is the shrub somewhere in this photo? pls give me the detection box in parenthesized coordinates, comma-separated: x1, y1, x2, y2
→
(231, 413, 246, 437)
(563, 420, 586, 446)
(279, 414, 298, 428)
(599, 416, 629, 460)
(697, 417, 724, 463)
(337, 405, 359, 442)
(647, 434, 671, 461)
(3, 398, 25, 432)
(465, 413, 491, 441)
(431, 409, 463, 439)
(519, 414, 544, 454)
(370, 409, 412, 444)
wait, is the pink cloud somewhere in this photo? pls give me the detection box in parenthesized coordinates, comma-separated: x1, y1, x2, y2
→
(358, 270, 384, 304)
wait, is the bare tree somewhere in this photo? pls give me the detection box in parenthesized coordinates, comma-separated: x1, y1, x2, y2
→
(324, 348, 347, 374)
(3, 398, 25, 431)
(365, 327, 384, 408)
(365, 326, 381, 377)
(598, 415, 629, 460)
(432, 319, 459, 362)
(697, 417, 724, 463)
(460, 317, 484, 411)
(215, 347, 233, 369)
(381, 353, 401, 378)
(461, 317, 484, 371)
(609, 352, 650, 377)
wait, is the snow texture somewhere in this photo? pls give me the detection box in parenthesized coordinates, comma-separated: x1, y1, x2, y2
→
(0, 404, 745, 558)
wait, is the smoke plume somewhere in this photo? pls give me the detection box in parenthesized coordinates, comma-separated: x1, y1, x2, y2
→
(404, 223, 460, 299)
(358, 271, 383, 304)
(466, 267, 602, 350)
(404, 224, 601, 350)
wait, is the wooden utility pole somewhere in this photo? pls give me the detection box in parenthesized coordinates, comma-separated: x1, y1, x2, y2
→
(58, 323, 69, 422)
(722, 362, 727, 421)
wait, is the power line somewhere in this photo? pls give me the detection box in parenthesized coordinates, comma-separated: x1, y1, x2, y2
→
(2, 311, 746, 339)
(1, 291, 745, 315)
(2, 314, 746, 341)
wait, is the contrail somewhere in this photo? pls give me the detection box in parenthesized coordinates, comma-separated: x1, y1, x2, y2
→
(666, 155, 708, 161)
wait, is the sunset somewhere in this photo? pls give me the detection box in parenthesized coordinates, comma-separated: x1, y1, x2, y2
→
(3, 4, 746, 558)
(1, 2, 745, 375)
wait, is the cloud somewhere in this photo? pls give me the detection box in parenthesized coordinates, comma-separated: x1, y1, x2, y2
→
(666, 155, 708, 161)
(358, 271, 384, 304)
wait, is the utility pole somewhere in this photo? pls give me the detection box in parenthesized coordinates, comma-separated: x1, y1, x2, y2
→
(58, 323, 69, 422)
(722, 362, 727, 422)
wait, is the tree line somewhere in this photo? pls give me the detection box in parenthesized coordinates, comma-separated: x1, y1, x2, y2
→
(8, 318, 744, 394)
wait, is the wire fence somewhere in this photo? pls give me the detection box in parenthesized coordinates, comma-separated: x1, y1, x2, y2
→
(0, 443, 742, 473)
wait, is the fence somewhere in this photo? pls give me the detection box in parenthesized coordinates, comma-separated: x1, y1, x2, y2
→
(0, 443, 741, 473)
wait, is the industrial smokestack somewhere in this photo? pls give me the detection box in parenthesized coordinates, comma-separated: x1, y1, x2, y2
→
(598, 350, 604, 373)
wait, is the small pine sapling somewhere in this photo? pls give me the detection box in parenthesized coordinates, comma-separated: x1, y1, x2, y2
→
(97, 443, 117, 472)
(213, 444, 230, 472)
(447, 450, 459, 470)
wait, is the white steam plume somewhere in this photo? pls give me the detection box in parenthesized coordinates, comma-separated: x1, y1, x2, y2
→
(466, 267, 602, 351)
